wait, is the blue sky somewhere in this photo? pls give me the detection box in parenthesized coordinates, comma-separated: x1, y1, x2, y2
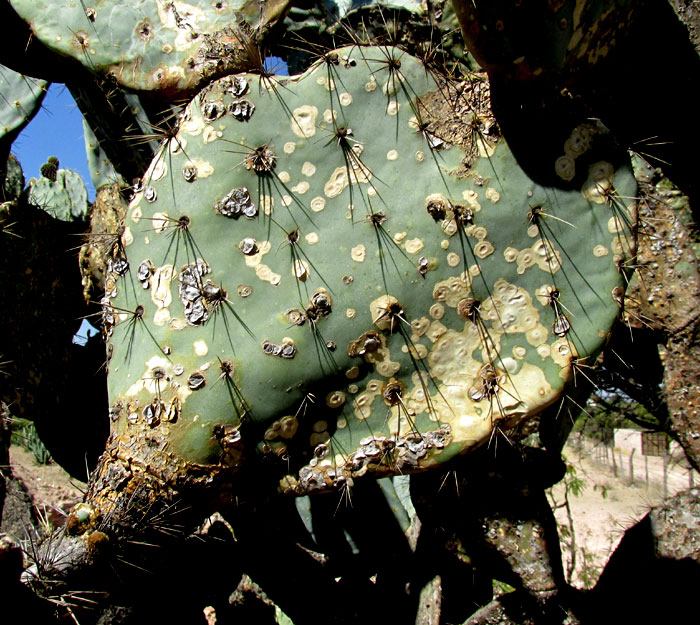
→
(13, 83, 96, 202)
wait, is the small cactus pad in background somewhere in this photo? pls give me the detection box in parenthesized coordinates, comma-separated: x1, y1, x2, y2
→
(8, 0, 293, 98)
(93, 45, 635, 514)
(28, 160, 89, 221)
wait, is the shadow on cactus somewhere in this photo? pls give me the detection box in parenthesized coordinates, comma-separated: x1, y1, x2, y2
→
(44, 42, 637, 556)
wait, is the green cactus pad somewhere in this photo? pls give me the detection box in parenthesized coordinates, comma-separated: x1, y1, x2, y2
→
(9, 0, 293, 98)
(0, 64, 47, 144)
(98, 45, 635, 503)
(84, 119, 125, 190)
(28, 166, 89, 221)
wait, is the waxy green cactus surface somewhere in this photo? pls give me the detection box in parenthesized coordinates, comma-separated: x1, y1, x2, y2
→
(92, 45, 635, 517)
(9, 0, 293, 98)
(28, 159, 89, 221)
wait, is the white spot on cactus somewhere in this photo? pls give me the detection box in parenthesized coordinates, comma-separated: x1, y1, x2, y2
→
(433, 277, 470, 308)
(317, 75, 336, 91)
(365, 76, 377, 92)
(275, 171, 291, 184)
(415, 151, 425, 162)
(130, 204, 142, 224)
(181, 115, 204, 136)
(427, 321, 447, 342)
(302, 162, 316, 177)
(146, 155, 167, 182)
(169, 318, 187, 330)
(170, 137, 187, 153)
(151, 265, 174, 308)
(555, 155, 575, 181)
(293, 259, 310, 281)
(122, 227, 134, 247)
(594, 244, 609, 257)
(474, 241, 494, 259)
(340, 92, 353, 106)
(189, 159, 213, 178)
(256, 264, 281, 286)
(387, 101, 400, 116)
(565, 123, 595, 156)
(513, 345, 527, 359)
(325, 167, 349, 198)
(527, 325, 548, 347)
(393, 232, 407, 243)
(551, 338, 574, 369)
(305, 232, 319, 245)
(323, 108, 336, 124)
(202, 126, 221, 144)
(441, 219, 458, 237)
(326, 391, 346, 408)
(310, 197, 326, 212)
(462, 189, 481, 211)
(194, 340, 209, 356)
(154, 307, 170, 326)
(284, 142, 296, 154)
(152, 212, 169, 233)
(351, 244, 366, 262)
(261, 195, 274, 215)
(376, 359, 401, 377)
(346, 308, 357, 319)
(440, 240, 450, 250)
(485, 188, 501, 203)
(291, 105, 318, 138)
(470, 226, 488, 241)
(504, 247, 518, 262)
(292, 181, 310, 194)
(447, 253, 460, 267)
(404, 238, 424, 254)
(282, 195, 292, 207)
(387, 150, 398, 160)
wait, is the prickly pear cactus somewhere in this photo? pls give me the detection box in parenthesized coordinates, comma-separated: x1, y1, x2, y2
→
(91, 45, 635, 520)
(28, 158, 89, 221)
(452, 0, 638, 79)
(0, 64, 47, 145)
(9, 0, 293, 98)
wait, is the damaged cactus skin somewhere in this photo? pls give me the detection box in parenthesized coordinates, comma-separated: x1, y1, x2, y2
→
(8, 0, 293, 99)
(75, 44, 635, 536)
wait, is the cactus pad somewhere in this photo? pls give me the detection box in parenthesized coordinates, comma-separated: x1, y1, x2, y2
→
(96, 45, 635, 507)
(28, 162, 89, 221)
(0, 64, 47, 145)
(9, 0, 292, 98)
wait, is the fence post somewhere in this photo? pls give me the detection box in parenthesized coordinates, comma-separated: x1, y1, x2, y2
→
(629, 448, 635, 485)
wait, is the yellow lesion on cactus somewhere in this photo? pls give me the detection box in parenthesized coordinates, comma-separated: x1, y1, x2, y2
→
(351, 244, 366, 262)
(404, 238, 424, 254)
(291, 105, 318, 138)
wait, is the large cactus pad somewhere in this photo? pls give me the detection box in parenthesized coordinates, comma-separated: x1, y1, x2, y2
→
(98, 46, 635, 504)
(9, 0, 291, 98)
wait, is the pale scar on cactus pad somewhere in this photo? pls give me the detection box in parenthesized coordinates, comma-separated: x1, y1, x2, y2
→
(97, 45, 635, 505)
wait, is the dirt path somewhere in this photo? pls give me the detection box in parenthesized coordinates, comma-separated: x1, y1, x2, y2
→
(548, 438, 697, 588)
